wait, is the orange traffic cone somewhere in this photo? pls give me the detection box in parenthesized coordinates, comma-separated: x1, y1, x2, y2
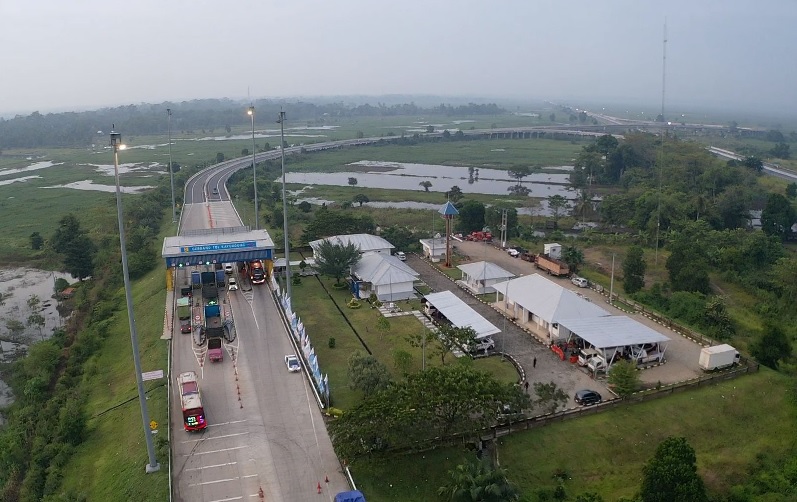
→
(317, 482, 322, 494)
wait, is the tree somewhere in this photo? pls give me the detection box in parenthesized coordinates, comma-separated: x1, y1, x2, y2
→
(347, 351, 391, 396)
(348, 177, 358, 186)
(750, 322, 792, 369)
(640, 437, 708, 502)
(507, 166, 533, 185)
(313, 239, 361, 286)
(608, 360, 640, 397)
(419, 181, 432, 192)
(547, 195, 568, 226)
(771, 142, 790, 159)
(703, 297, 735, 340)
(742, 156, 763, 173)
(392, 349, 413, 376)
(532, 381, 568, 414)
(435, 325, 477, 365)
(297, 201, 312, 213)
(761, 193, 796, 241)
(216, 152, 225, 163)
(549, 113, 556, 122)
(375, 316, 391, 339)
(241, 148, 249, 156)
(562, 246, 584, 274)
(353, 193, 369, 207)
(438, 457, 519, 502)
(29, 232, 44, 250)
(623, 245, 646, 294)
(446, 185, 464, 203)
(786, 182, 797, 199)
(456, 200, 486, 234)
(426, 125, 435, 133)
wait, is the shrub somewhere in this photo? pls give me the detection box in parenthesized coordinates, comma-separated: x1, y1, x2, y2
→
(328, 337, 336, 348)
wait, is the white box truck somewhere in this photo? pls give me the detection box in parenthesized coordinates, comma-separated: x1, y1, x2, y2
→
(699, 344, 740, 371)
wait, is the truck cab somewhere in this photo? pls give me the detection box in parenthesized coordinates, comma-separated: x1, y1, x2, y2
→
(577, 348, 601, 367)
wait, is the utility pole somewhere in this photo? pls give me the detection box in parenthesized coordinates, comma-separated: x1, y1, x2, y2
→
(609, 253, 615, 306)
(278, 109, 292, 299)
(167, 109, 176, 223)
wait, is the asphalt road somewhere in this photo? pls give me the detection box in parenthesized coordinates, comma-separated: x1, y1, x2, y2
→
(171, 199, 348, 501)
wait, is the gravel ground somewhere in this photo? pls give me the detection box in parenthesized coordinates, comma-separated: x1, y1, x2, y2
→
(407, 240, 706, 408)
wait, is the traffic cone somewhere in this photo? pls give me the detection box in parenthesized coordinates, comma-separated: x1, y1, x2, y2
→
(317, 482, 322, 494)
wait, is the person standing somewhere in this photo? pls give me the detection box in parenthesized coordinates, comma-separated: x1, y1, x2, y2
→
(524, 380, 529, 392)
(533, 356, 537, 369)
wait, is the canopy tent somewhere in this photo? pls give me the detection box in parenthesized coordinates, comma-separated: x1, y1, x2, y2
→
(424, 291, 500, 338)
(557, 316, 670, 348)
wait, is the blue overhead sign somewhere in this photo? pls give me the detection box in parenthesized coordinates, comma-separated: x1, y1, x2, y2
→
(183, 241, 257, 253)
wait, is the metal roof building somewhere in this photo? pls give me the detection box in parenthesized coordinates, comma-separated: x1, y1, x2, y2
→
(424, 290, 500, 338)
(557, 316, 670, 348)
(309, 234, 394, 255)
(161, 227, 275, 268)
(457, 261, 515, 294)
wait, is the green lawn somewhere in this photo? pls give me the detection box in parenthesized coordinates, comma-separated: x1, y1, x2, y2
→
(352, 369, 797, 501)
(58, 229, 171, 500)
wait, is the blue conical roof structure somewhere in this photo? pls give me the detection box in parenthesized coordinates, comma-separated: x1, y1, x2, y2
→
(439, 201, 459, 217)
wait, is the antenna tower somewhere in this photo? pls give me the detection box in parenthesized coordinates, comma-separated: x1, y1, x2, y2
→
(655, 20, 667, 265)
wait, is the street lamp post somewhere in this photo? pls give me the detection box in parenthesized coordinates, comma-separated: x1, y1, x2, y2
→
(110, 129, 160, 474)
(247, 106, 259, 230)
(167, 109, 176, 223)
(277, 109, 292, 298)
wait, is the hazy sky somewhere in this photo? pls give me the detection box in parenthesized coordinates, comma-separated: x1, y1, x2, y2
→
(1, 1, 795, 116)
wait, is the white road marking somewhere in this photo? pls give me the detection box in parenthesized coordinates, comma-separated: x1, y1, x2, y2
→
(184, 461, 238, 471)
(189, 477, 238, 486)
(181, 432, 249, 444)
(183, 445, 248, 456)
(208, 419, 247, 427)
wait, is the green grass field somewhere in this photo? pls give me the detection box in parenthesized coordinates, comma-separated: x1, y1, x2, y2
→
(352, 368, 797, 501)
(58, 239, 170, 500)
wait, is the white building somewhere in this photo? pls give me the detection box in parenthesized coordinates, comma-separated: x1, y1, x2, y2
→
(419, 237, 448, 262)
(457, 261, 515, 294)
(492, 274, 610, 341)
(309, 234, 394, 258)
(351, 253, 419, 301)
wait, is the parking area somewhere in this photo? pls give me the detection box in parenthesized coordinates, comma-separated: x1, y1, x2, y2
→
(407, 240, 705, 407)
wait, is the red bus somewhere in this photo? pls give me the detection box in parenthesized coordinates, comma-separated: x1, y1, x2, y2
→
(178, 371, 207, 431)
(248, 260, 266, 284)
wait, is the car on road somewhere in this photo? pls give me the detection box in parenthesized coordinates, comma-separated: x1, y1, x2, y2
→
(574, 389, 602, 406)
(228, 277, 238, 291)
(224, 263, 234, 274)
(284, 355, 301, 372)
(212, 187, 219, 194)
(396, 251, 406, 261)
(179, 318, 192, 334)
(571, 276, 589, 288)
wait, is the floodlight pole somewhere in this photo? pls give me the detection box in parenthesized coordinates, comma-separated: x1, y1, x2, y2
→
(278, 109, 292, 299)
(110, 129, 160, 474)
(248, 106, 259, 230)
(167, 109, 176, 223)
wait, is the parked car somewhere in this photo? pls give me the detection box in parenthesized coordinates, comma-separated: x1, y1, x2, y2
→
(574, 389, 602, 406)
(466, 337, 496, 354)
(571, 276, 589, 288)
(284, 354, 301, 372)
(396, 251, 406, 261)
(228, 277, 238, 291)
(507, 247, 520, 257)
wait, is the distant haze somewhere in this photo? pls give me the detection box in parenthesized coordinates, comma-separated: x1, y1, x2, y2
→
(1, 1, 795, 117)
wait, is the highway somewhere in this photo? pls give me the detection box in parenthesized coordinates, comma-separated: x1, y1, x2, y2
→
(172, 167, 348, 501)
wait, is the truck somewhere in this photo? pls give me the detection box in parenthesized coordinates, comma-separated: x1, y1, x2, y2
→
(204, 302, 224, 362)
(215, 269, 226, 288)
(248, 260, 266, 284)
(535, 253, 570, 276)
(177, 371, 207, 431)
(699, 344, 740, 371)
(465, 231, 493, 242)
(191, 271, 201, 290)
(201, 271, 218, 299)
(176, 297, 191, 320)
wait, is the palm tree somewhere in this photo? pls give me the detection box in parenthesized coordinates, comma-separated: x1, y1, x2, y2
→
(573, 189, 592, 224)
(438, 457, 519, 502)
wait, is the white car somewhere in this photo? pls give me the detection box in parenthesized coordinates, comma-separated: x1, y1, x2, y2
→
(571, 276, 589, 288)
(396, 251, 406, 261)
(507, 248, 520, 257)
(228, 277, 238, 291)
(284, 355, 301, 372)
(224, 263, 234, 274)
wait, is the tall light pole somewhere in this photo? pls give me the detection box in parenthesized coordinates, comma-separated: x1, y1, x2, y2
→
(277, 109, 292, 298)
(110, 129, 160, 474)
(167, 109, 176, 223)
(247, 106, 259, 230)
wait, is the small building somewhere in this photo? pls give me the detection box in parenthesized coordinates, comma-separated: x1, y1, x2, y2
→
(492, 274, 610, 341)
(309, 234, 394, 258)
(457, 261, 515, 294)
(424, 290, 500, 339)
(350, 253, 418, 301)
(58, 287, 76, 300)
(419, 237, 447, 262)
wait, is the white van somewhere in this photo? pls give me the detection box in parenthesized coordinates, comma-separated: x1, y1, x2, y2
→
(228, 277, 238, 291)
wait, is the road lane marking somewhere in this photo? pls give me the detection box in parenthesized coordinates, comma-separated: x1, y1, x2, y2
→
(183, 445, 247, 456)
(184, 461, 238, 471)
(208, 420, 247, 427)
(209, 497, 242, 502)
(181, 432, 249, 444)
(189, 477, 238, 486)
